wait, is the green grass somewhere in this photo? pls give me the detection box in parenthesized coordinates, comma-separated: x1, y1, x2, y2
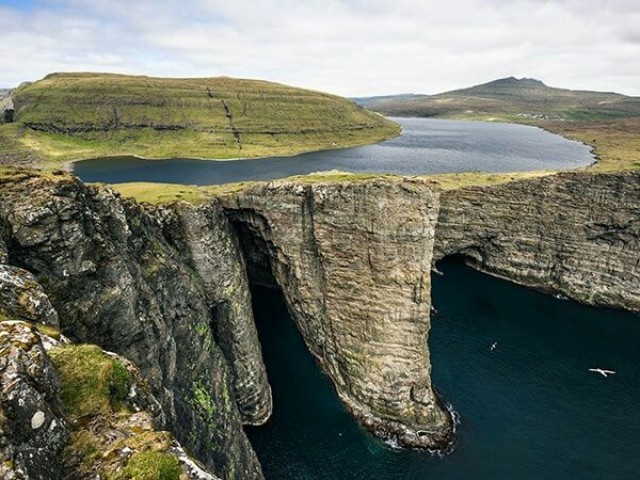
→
(48, 342, 187, 478)
(108, 172, 410, 204)
(49, 344, 132, 418)
(115, 451, 181, 480)
(109, 180, 255, 205)
(425, 171, 555, 190)
(2, 72, 399, 167)
(538, 118, 640, 173)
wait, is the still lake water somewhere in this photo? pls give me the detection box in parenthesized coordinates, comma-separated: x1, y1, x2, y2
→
(73, 118, 594, 185)
(246, 259, 640, 480)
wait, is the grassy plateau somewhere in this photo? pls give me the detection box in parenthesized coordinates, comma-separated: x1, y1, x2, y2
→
(0, 72, 399, 168)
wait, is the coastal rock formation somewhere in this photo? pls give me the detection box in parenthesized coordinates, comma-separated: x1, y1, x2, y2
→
(157, 203, 272, 425)
(220, 179, 454, 448)
(0, 173, 263, 479)
(434, 171, 640, 312)
(0, 319, 223, 480)
(0, 90, 12, 125)
(1, 168, 639, 477)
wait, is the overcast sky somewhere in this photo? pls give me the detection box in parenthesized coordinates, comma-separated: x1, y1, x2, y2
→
(1, 0, 639, 96)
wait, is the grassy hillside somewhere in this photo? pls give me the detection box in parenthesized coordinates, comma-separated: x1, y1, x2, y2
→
(363, 77, 640, 122)
(352, 94, 427, 109)
(1, 72, 399, 167)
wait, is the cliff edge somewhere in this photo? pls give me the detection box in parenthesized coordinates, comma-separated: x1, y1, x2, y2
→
(1, 169, 639, 477)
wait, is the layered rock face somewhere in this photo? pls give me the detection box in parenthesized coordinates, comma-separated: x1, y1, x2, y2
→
(221, 179, 453, 448)
(434, 171, 640, 312)
(156, 203, 272, 425)
(0, 173, 266, 479)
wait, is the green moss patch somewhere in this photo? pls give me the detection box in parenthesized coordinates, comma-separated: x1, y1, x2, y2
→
(115, 451, 181, 480)
(49, 344, 132, 419)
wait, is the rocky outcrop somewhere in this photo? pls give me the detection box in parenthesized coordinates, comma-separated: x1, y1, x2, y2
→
(49, 339, 222, 480)
(220, 178, 454, 448)
(434, 171, 640, 312)
(0, 174, 263, 479)
(0, 318, 223, 480)
(0, 321, 69, 480)
(0, 265, 59, 326)
(0, 258, 221, 480)
(0, 91, 13, 124)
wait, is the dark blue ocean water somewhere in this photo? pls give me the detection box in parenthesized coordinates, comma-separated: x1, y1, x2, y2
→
(246, 258, 640, 480)
(73, 118, 594, 185)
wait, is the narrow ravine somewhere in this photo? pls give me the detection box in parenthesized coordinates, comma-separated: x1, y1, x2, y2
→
(246, 259, 640, 479)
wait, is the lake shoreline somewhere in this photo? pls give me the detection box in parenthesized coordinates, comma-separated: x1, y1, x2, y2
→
(73, 118, 595, 187)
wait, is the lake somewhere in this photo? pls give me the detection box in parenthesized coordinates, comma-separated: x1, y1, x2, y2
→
(73, 118, 595, 185)
(246, 258, 640, 479)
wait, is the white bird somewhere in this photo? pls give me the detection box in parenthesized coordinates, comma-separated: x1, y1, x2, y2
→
(588, 368, 616, 377)
(490, 342, 498, 351)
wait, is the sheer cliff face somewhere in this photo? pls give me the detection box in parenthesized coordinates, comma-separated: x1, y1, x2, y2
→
(155, 204, 272, 426)
(434, 171, 640, 313)
(221, 179, 453, 448)
(1, 169, 639, 478)
(0, 174, 266, 480)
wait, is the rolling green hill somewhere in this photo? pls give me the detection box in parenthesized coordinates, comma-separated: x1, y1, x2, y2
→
(1, 72, 399, 167)
(359, 77, 640, 122)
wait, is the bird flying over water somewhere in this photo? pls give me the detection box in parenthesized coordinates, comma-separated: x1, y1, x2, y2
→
(588, 368, 616, 377)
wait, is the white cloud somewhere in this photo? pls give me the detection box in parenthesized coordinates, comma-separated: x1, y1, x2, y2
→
(0, 0, 638, 97)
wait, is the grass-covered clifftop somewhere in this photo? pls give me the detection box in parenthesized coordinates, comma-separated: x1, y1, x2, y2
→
(1, 72, 399, 167)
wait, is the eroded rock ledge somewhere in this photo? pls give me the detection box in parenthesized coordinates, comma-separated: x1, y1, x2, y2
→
(434, 171, 640, 313)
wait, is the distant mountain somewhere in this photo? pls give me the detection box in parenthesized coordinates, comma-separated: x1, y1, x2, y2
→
(360, 77, 640, 121)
